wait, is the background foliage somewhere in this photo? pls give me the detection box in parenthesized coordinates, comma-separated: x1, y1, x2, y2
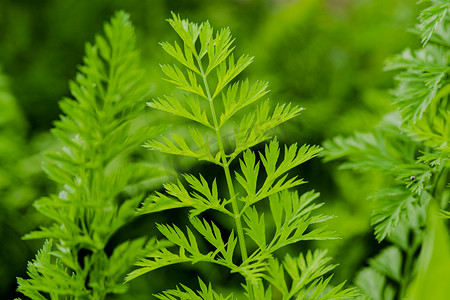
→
(0, 0, 428, 298)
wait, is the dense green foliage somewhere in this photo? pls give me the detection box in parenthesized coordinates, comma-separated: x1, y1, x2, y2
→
(16, 12, 169, 299)
(2, 0, 449, 299)
(124, 13, 357, 299)
(324, 0, 450, 298)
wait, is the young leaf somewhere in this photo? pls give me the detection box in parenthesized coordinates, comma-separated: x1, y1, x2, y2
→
(243, 206, 266, 250)
(355, 268, 394, 300)
(417, 0, 450, 45)
(17, 11, 163, 299)
(131, 13, 352, 300)
(368, 246, 403, 282)
(154, 278, 231, 300)
(370, 187, 418, 242)
(148, 94, 213, 128)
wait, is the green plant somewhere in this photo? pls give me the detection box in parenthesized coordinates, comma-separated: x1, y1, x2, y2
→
(126, 13, 357, 299)
(323, 0, 450, 298)
(16, 11, 168, 299)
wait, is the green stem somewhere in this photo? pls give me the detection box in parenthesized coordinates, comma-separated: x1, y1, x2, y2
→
(200, 70, 248, 261)
(196, 56, 253, 298)
(432, 166, 448, 208)
(399, 237, 419, 299)
(399, 160, 448, 298)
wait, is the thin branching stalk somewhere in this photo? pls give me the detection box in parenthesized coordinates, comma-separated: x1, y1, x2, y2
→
(130, 13, 357, 300)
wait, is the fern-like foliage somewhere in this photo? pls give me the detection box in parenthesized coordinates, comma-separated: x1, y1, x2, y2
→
(352, 220, 411, 300)
(16, 11, 166, 299)
(323, 113, 432, 242)
(324, 1, 450, 298)
(417, 0, 450, 45)
(128, 13, 357, 299)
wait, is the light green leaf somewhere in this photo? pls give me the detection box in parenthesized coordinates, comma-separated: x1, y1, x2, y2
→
(223, 230, 237, 265)
(219, 80, 269, 127)
(370, 187, 417, 242)
(160, 40, 200, 74)
(243, 206, 266, 249)
(241, 140, 321, 207)
(199, 21, 213, 59)
(385, 46, 448, 123)
(232, 102, 305, 161)
(184, 174, 220, 206)
(190, 217, 225, 255)
(145, 133, 216, 163)
(205, 27, 235, 75)
(212, 54, 253, 99)
(235, 150, 260, 197)
(368, 246, 403, 282)
(148, 95, 212, 128)
(126, 248, 194, 282)
(283, 250, 337, 298)
(17, 240, 87, 299)
(157, 223, 202, 257)
(267, 191, 336, 252)
(264, 258, 288, 296)
(154, 278, 232, 300)
(417, 0, 450, 45)
(355, 268, 387, 300)
(189, 127, 220, 164)
(160, 64, 206, 98)
(167, 13, 201, 55)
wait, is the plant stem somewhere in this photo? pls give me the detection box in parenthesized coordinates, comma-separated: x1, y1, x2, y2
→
(196, 56, 253, 298)
(400, 164, 447, 298)
(399, 236, 419, 299)
(432, 166, 448, 208)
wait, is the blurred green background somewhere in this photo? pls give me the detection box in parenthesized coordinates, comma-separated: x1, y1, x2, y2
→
(0, 0, 419, 298)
